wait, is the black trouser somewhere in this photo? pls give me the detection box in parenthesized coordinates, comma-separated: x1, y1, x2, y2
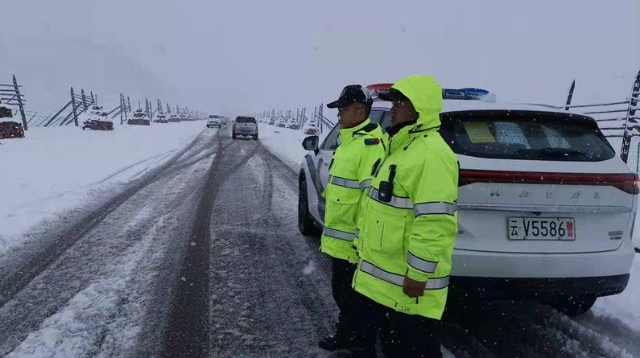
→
(354, 292, 443, 358)
(330, 257, 359, 338)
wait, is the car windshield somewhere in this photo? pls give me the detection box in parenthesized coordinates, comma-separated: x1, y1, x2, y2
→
(236, 117, 256, 123)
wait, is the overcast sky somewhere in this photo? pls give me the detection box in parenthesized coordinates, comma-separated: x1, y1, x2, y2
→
(1, 0, 639, 117)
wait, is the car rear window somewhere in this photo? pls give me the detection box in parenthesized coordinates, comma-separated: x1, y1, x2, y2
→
(236, 117, 256, 124)
(440, 111, 616, 162)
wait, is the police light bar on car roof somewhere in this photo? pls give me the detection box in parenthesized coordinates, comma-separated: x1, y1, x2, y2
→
(366, 83, 495, 101)
(366, 83, 394, 99)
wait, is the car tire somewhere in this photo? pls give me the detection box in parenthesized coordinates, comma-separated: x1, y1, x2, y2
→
(253, 134, 258, 140)
(232, 133, 237, 140)
(549, 296, 597, 317)
(298, 177, 319, 236)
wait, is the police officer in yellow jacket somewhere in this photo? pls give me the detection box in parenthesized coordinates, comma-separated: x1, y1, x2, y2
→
(352, 75, 458, 358)
(319, 85, 386, 352)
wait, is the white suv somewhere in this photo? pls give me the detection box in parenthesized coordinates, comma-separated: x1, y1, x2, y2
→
(298, 89, 637, 316)
(207, 115, 222, 128)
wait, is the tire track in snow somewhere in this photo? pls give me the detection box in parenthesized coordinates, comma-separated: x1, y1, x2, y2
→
(208, 147, 336, 358)
(161, 137, 261, 358)
(95, 149, 176, 184)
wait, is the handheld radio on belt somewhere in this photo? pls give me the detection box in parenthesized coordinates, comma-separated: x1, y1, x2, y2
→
(377, 165, 396, 203)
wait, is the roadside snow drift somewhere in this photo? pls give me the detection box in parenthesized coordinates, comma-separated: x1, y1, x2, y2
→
(0, 122, 209, 255)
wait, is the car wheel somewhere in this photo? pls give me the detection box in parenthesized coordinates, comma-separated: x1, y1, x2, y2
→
(298, 177, 319, 236)
(549, 296, 597, 317)
(253, 134, 258, 140)
(232, 133, 237, 140)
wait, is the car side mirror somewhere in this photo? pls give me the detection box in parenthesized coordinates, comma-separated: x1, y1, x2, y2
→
(302, 135, 319, 152)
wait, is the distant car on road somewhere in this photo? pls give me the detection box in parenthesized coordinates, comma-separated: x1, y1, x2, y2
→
(298, 85, 638, 317)
(232, 116, 258, 140)
(168, 114, 180, 123)
(207, 115, 222, 128)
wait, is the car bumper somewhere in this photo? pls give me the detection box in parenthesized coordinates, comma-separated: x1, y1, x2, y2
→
(450, 274, 630, 299)
(449, 241, 635, 298)
(234, 131, 257, 136)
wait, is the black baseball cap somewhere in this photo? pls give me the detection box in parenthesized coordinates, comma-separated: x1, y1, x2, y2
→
(378, 87, 409, 102)
(327, 85, 373, 109)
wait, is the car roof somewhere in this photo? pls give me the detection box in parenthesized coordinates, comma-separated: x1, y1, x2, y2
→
(372, 99, 573, 115)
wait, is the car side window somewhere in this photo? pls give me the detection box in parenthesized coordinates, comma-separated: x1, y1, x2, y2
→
(380, 110, 392, 133)
(321, 125, 341, 150)
(369, 109, 385, 124)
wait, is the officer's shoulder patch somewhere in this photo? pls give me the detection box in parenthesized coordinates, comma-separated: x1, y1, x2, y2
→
(364, 138, 380, 146)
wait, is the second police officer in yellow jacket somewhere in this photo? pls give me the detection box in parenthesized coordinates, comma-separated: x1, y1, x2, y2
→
(352, 75, 459, 358)
(319, 84, 386, 354)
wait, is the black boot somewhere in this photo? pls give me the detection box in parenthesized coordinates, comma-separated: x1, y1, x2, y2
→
(348, 346, 377, 358)
(318, 324, 353, 351)
(318, 332, 352, 351)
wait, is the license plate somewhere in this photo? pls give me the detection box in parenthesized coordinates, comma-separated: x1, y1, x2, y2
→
(508, 217, 576, 241)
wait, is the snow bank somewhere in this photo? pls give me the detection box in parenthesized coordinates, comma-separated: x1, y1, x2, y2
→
(258, 122, 326, 172)
(0, 122, 207, 255)
(590, 257, 640, 332)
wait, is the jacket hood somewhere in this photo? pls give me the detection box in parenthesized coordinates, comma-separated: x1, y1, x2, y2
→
(391, 75, 443, 129)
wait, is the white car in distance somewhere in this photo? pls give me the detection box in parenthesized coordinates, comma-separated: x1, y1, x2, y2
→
(207, 115, 222, 128)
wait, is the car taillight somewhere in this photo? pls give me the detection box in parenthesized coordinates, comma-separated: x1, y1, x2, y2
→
(459, 170, 639, 195)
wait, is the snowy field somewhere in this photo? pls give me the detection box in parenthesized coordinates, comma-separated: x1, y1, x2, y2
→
(258, 120, 640, 351)
(0, 121, 210, 256)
